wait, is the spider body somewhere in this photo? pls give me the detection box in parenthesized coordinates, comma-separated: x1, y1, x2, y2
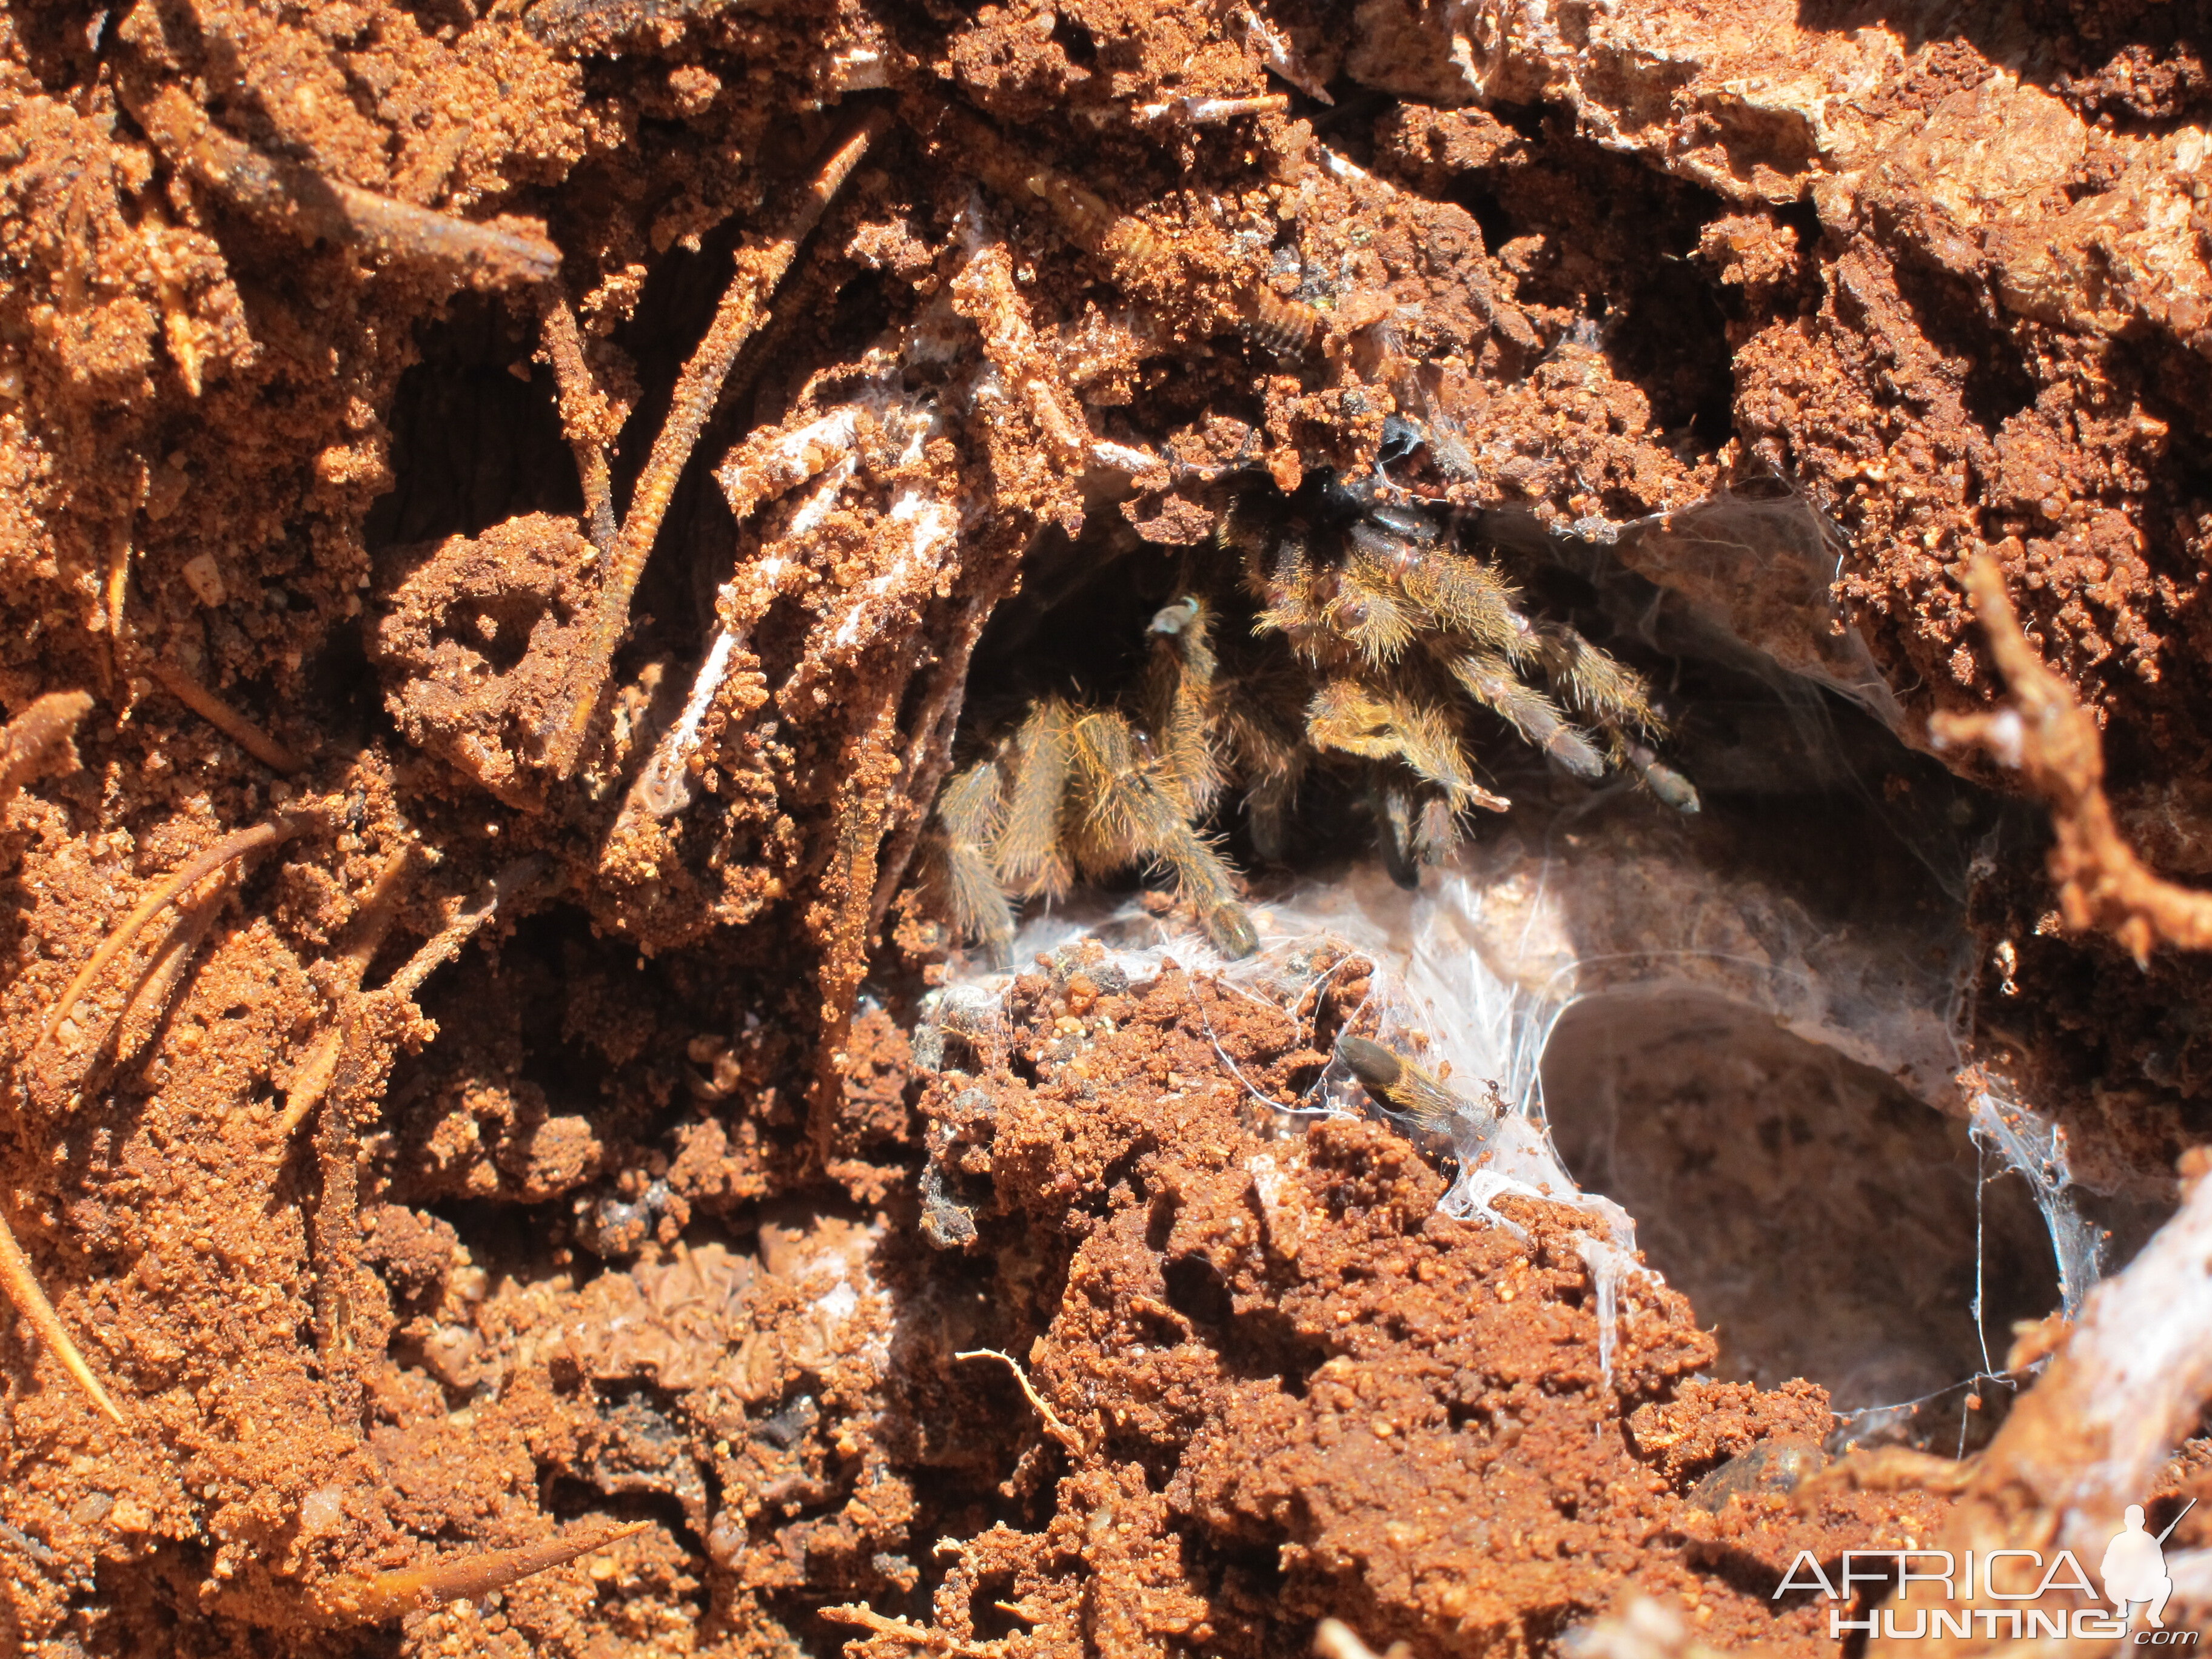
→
(928, 460, 1697, 956)
(1222, 465, 1681, 881)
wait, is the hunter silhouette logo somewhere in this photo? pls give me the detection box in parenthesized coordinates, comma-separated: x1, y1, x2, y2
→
(2104, 1501, 2193, 1631)
(1775, 1497, 2200, 1643)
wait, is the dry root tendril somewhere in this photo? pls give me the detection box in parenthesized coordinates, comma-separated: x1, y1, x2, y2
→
(125, 84, 560, 289)
(1934, 555, 2212, 965)
(541, 111, 891, 777)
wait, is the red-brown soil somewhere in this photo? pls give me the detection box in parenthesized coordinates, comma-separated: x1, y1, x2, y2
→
(0, 0, 2208, 1655)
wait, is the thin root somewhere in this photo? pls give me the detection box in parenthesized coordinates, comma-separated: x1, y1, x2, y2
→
(0, 1199, 126, 1424)
(37, 813, 317, 1054)
(308, 1519, 651, 1624)
(276, 854, 539, 1146)
(0, 693, 117, 1423)
(380, 857, 540, 1003)
(954, 1347, 1085, 1454)
(820, 1603, 1002, 1654)
(143, 659, 306, 774)
(98, 870, 231, 1082)
(536, 290, 620, 555)
(272, 849, 414, 1145)
(131, 85, 558, 288)
(1934, 555, 2212, 964)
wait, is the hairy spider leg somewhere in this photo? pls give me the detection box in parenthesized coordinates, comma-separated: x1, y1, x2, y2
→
(935, 757, 1016, 961)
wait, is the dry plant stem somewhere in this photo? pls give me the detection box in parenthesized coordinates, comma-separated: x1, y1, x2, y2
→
(142, 657, 306, 773)
(309, 1520, 651, 1624)
(809, 679, 911, 1136)
(280, 854, 529, 1145)
(1864, 1168, 2212, 1659)
(378, 857, 537, 1002)
(0, 688, 118, 1423)
(0, 691, 93, 812)
(0, 1200, 126, 1424)
(309, 860, 536, 1411)
(820, 1603, 992, 1654)
(1936, 555, 2212, 964)
(37, 814, 315, 1052)
(536, 290, 619, 555)
(101, 464, 147, 688)
(712, 226, 861, 432)
(131, 85, 558, 287)
(543, 110, 891, 777)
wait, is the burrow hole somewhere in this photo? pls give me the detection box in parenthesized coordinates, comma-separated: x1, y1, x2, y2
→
(1543, 988, 2059, 1429)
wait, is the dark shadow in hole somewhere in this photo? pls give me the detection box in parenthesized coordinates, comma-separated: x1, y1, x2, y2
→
(1050, 12, 1098, 68)
(1879, 236, 2040, 433)
(1543, 988, 2059, 1434)
(366, 292, 582, 551)
(1604, 249, 1738, 446)
(1164, 1254, 1235, 1327)
(969, 1570, 1025, 1641)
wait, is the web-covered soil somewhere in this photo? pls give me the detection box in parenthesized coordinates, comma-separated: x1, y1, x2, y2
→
(0, 0, 2208, 1654)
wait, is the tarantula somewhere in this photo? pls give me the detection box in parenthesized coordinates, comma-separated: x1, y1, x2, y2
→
(929, 454, 1697, 962)
(1227, 461, 1698, 869)
(934, 591, 1256, 962)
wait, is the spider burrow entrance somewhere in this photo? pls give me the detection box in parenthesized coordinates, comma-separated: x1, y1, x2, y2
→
(923, 454, 1699, 962)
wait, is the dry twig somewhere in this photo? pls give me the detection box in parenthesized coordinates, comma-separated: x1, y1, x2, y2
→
(130, 85, 559, 288)
(36, 813, 318, 1054)
(1935, 556, 2212, 964)
(954, 1347, 1085, 1454)
(536, 290, 620, 556)
(0, 691, 124, 1424)
(142, 658, 306, 774)
(271, 848, 414, 1145)
(98, 870, 231, 1082)
(0, 1201, 124, 1426)
(820, 1603, 1000, 1654)
(7, 806, 320, 1424)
